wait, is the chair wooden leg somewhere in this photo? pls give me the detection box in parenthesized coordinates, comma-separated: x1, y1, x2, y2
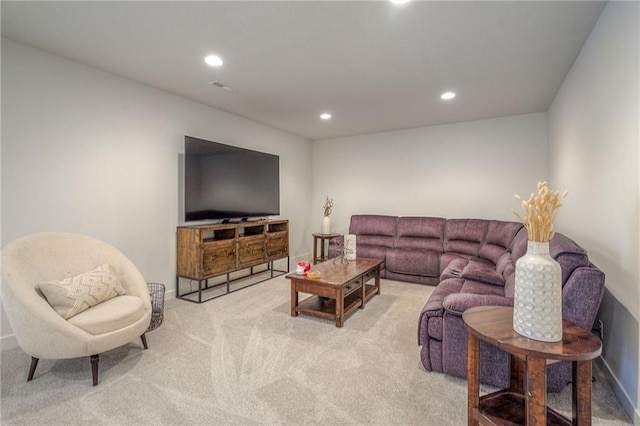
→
(27, 357, 39, 382)
(90, 354, 99, 386)
(140, 333, 148, 350)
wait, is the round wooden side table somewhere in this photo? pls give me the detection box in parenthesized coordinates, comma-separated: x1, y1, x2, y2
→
(463, 306, 602, 426)
(312, 232, 341, 264)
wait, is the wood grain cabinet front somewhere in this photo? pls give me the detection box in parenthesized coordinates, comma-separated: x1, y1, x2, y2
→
(238, 236, 267, 268)
(176, 220, 289, 303)
(202, 242, 237, 276)
(266, 232, 288, 259)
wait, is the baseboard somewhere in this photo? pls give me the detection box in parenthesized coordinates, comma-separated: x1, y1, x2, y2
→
(596, 357, 640, 424)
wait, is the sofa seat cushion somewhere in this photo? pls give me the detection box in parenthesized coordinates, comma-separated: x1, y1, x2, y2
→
(354, 244, 389, 262)
(386, 248, 440, 277)
(460, 280, 505, 297)
(443, 293, 513, 315)
(440, 253, 492, 274)
(440, 258, 468, 279)
(461, 261, 505, 287)
(68, 295, 145, 335)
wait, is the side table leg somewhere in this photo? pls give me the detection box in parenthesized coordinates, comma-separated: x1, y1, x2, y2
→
(467, 332, 480, 426)
(290, 281, 298, 317)
(573, 360, 592, 425)
(525, 356, 547, 426)
(510, 354, 524, 394)
(313, 236, 319, 264)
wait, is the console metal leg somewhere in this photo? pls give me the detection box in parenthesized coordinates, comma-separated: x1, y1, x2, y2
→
(175, 254, 289, 304)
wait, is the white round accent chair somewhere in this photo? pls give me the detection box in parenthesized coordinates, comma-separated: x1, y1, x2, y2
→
(1, 232, 152, 386)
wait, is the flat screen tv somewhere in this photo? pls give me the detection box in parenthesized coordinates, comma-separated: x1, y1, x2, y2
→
(184, 136, 280, 222)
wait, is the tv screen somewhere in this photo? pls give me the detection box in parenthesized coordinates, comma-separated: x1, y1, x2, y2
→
(184, 136, 280, 222)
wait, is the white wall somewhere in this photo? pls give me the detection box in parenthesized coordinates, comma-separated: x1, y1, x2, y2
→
(1, 39, 313, 344)
(548, 2, 639, 422)
(311, 113, 548, 235)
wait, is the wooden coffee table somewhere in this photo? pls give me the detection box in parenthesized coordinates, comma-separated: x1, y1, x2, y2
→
(286, 258, 382, 327)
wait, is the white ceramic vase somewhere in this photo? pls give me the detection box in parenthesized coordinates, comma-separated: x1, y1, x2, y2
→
(343, 234, 356, 260)
(513, 241, 563, 342)
(321, 216, 331, 234)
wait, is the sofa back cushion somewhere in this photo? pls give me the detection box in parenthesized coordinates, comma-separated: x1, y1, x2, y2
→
(550, 233, 589, 285)
(479, 220, 523, 264)
(395, 217, 446, 251)
(444, 219, 489, 256)
(511, 227, 529, 259)
(511, 229, 589, 286)
(349, 214, 398, 248)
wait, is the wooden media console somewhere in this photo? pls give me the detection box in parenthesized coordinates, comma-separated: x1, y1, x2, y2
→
(176, 219, 289, 303)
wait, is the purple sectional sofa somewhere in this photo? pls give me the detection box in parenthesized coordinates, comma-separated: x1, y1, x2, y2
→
(328, 214, 605, 392)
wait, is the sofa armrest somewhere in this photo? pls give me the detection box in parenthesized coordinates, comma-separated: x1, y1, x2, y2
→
(443, 293, 513, 316)
(562, 265, 605, 330)
(328, 236, 344, 259)
(328, 235, 344, 247)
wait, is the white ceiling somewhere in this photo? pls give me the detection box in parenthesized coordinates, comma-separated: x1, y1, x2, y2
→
(1, 1, 606, 141)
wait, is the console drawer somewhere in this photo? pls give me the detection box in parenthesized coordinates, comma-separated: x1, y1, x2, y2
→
(266, 232, 289, 259)
(238, 237, 266, 268)
(202, 243, 237, 276)
(344, 277, 363, 296)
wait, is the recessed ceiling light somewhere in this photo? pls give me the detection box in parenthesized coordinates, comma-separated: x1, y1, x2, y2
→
(441, 91, 456, 100)
(320, 113, 332, 120)
(390, 0, 411, 4)
(204, 55, 223, 67)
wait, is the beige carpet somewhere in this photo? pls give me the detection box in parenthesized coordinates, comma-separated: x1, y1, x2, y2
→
(0, 276, 632, 425)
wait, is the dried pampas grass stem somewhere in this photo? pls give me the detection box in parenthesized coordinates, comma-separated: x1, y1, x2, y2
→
(511, 181, 568, 243)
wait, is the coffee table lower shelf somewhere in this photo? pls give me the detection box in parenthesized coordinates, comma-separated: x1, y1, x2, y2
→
(475, 391, 571, 426)
(297, 283, 378, 322)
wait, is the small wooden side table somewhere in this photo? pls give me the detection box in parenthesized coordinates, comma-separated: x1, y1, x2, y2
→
(312, 233, 340, 264)
(463, 306, 601, 426)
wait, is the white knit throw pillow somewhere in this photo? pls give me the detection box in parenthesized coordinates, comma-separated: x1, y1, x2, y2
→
(38, 264, 127, 319)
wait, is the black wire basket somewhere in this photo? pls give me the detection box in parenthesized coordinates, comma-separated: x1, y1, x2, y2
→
(146, 282, 165, 332)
